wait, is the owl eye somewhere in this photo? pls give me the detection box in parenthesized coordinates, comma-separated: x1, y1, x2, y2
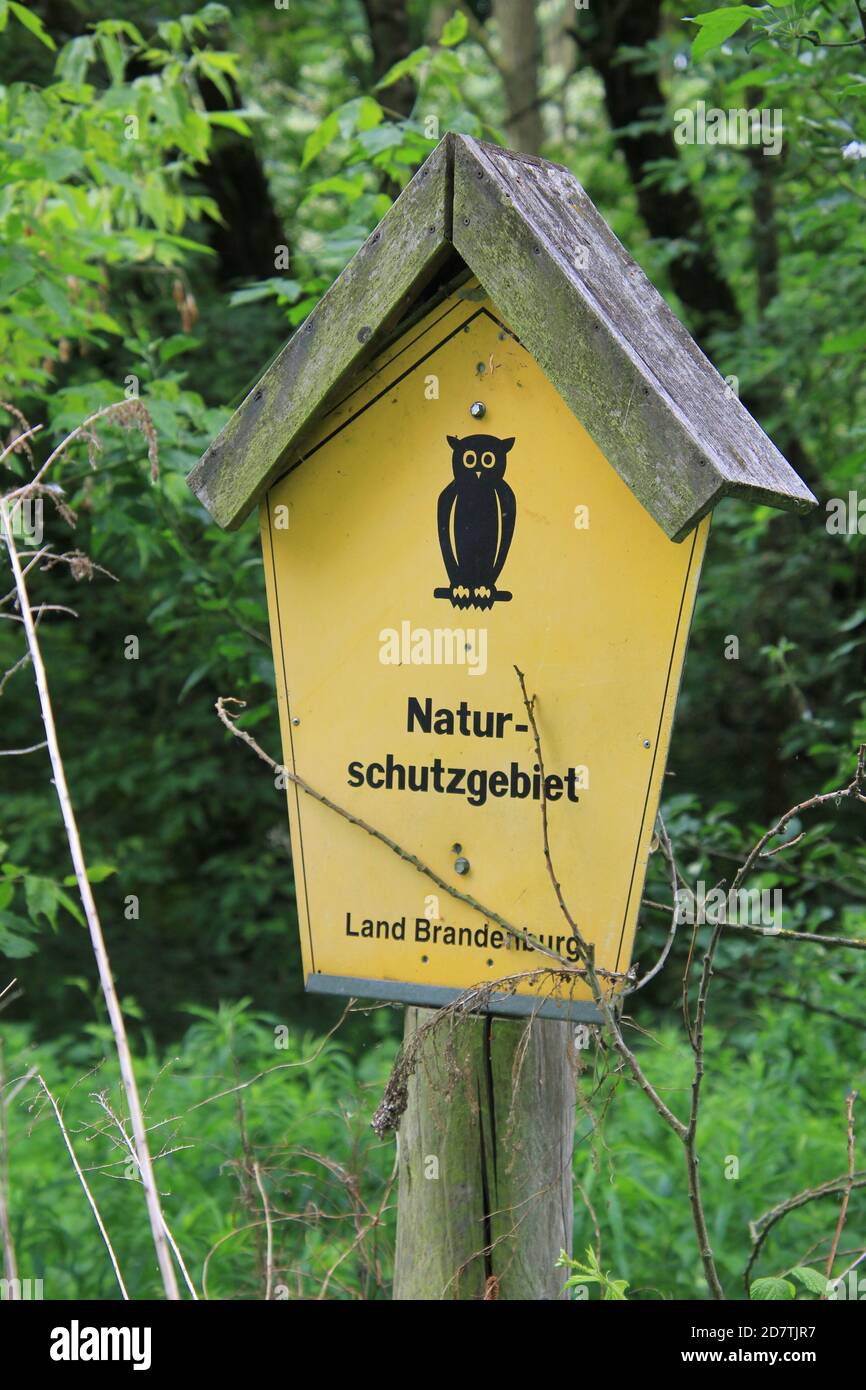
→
(481, 451, 496, 468)
(462, 450, 477, 468)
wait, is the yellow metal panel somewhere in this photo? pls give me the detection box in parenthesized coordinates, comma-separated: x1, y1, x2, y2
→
(260, 288, 709, 1013)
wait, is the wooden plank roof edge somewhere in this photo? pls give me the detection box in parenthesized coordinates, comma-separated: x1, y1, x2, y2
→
(451, 135, 817, 538)
(188, 131, 817, 537)
(187, 133, 456, 530)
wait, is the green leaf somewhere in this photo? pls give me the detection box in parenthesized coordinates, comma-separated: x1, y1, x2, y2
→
(197, 2, 231, 27)
(0, 925, 38, 958)
(24, 875, 59, 928)
(36, 277, 72, 322)
(92, 18, 144, 43)
(229, 278, 301, 307)
(0, 263, 36, 298)
(790, 1266, 831, 1296)
(87, 865, 117, 884)
(358, 96, 383, 131)
(686, 3, 754, 27)
(750, 1276, 796, 1300)
(206, 111, 252, 137)
(302, 175, 365, 204)
(685, 7, 754, 61)
(177, 662, 213, 702)
(97, 32, 126, 85)
(820, 326, 866, 355)
(56, 33, 96, 82)
(8, 1, 57, 49)
(603, 1278, 629, 1301)
(375, 45, 431, 91)
(302, 110, 340, 169)
(439, 11, 468, 47)
(62, 864, 116, 886)
(55, 890, 85, 927)
(159, 334, 200, 364)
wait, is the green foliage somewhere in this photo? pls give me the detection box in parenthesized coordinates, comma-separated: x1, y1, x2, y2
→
(557, 1245, 630, 1300)
(1, 0, 865, 1301)
(4, 997, 861, 1299)
(751, 1266, 830, 1299)
(0, 839, 87, 958)
(750, 1275, 797, 1299)
(3, 1004, 399, 1299)
(1, 2, 57, 50)
(574, 1005, 865, 1300)
(0, 7, 243, 403)
(686, 7, 758, 63)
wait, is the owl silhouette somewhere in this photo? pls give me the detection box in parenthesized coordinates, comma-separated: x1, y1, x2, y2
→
(433, 433, 516, 610)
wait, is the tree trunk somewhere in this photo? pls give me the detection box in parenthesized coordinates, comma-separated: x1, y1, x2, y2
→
(361, 0, 417, 118)
(393, 1006, 575, 1300)
(572, 0, 738, 338)
(493, 0, 545, 155)
(572, 0, 815, 492)
(195, 71, 289, 285)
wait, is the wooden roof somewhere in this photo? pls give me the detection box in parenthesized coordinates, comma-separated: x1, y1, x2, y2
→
(188, 132, 816, 540)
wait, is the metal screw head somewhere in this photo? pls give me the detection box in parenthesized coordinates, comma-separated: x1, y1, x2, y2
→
(469, 401, 486, 420)
(292, 717, 300, 726)
(454, 856, 471, 875)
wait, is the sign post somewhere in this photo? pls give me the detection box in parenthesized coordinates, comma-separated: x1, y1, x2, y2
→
(393, 1007, 575, 1300)
(190, 133, 815, 1299)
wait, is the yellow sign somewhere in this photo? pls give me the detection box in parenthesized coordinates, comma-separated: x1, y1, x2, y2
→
(261, 286, 708, 1019)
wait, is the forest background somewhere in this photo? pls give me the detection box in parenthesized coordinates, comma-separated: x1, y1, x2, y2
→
(1, 0, 864, 1300)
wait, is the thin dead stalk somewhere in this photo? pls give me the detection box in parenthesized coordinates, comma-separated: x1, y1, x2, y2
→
(215, 697, 582, 974)
(38, 1076, 129, 1299)
(823, 1091, 859, 1291)
(92, 1092, 197, 1300)
(1, 498, 179, 1299)
(631, 815, 681, 991)
(0, 1042, 17, 1289)
(253, 1162, 274, 1301)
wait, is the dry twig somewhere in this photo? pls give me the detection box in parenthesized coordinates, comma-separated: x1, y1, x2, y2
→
(37, 1076, 129, 1299)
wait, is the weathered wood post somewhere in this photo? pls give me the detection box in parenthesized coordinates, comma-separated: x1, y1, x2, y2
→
(189, 133, 815, 1302)
(394, 1009, 575, 1300)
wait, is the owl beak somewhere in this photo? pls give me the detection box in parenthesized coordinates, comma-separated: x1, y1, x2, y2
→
(474, 471, 480, 481)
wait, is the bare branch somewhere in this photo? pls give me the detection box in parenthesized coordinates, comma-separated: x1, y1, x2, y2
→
(215, 696, 583, 973)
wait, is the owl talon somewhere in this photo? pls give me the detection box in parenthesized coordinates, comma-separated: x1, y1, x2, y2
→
(473, 586, 493, 610)
(451, 585, 471, 609)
